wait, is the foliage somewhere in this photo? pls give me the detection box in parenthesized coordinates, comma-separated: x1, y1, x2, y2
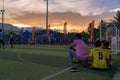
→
(56, 32, 63, 37)
(4, 32, 16, 39)
(67, 32, 77, 38)
(94, 28, 100, 39)
(81, 31, 89, 38)
(35, 29, 46, 36)
(112, 10, 120, 28)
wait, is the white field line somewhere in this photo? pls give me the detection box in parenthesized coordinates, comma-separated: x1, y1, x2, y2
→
(41, 64, 79, 80)
(112, 68, 120, 80)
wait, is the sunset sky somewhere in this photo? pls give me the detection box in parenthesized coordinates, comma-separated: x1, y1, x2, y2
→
(0, 0, 120, 32)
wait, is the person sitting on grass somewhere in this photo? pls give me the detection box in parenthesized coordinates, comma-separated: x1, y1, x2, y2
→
(68, 33, 89, 71)
(89, 40, 110, 71)
(101, 40, 112, 67)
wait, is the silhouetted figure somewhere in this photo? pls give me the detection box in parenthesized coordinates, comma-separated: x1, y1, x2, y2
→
(0, 29, 5, 48)
(9, 32, 14, 48)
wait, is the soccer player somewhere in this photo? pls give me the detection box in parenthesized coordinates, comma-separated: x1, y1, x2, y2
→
(89, 40, 109, 70)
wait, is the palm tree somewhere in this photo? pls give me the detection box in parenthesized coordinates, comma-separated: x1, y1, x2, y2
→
(111, 10, 120, 28)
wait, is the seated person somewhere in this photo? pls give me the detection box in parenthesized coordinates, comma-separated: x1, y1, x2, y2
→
(68, 34, 89, 68)
(89, 40, 110, 70)
(101, 40, 112, 67)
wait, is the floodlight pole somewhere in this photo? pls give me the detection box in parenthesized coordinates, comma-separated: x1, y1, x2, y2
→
(1, 0, 5, 32)
(46, 0, 48, 31)
(45, 0, 50, 44)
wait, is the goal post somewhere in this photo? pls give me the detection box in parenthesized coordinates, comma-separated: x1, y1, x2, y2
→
(111, 26, 120, 54)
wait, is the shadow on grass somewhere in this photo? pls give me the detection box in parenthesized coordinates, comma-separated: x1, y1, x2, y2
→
(0, 52, 68, 70)
(20, 53, 68, 69)
(0, 52, 20, 62)
(13, 45, 68, 52)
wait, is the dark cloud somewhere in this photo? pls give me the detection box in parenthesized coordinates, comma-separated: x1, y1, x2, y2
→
(11, 11, 115, 29)
(0, 0, 119, 32)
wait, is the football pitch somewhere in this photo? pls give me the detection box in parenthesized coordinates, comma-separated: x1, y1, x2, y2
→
(0, 45, 120, 80)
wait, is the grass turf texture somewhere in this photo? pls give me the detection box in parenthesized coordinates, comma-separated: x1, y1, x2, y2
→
(0, 45, 120, 80)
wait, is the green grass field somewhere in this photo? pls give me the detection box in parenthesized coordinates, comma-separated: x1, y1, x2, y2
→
(0, 45, 120, 80)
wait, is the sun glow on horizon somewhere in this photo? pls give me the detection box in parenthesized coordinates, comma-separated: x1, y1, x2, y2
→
(50, 25, 86, 33)
(12, 23, 88, 33)
(12, 24, 31, 28)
